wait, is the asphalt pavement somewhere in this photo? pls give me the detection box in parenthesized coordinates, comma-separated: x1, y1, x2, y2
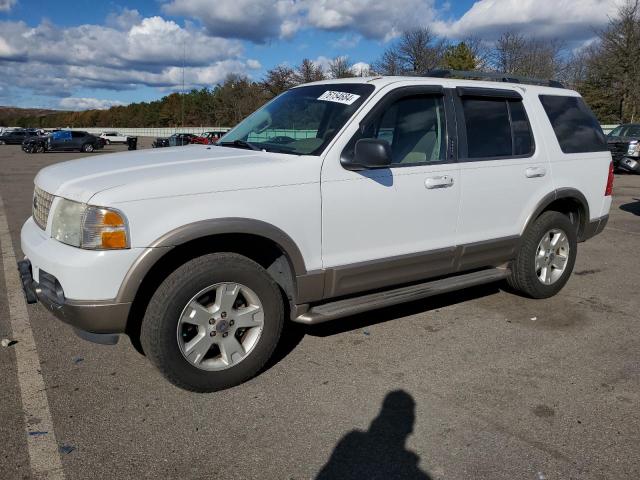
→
(0, 141, 638, 479)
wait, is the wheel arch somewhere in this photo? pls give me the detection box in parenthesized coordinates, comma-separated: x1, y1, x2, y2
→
(118, 219, 308, 339)
(523, 188, 590, 240)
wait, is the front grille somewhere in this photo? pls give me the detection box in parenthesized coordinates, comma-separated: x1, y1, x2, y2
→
(33, 186, 54, 230)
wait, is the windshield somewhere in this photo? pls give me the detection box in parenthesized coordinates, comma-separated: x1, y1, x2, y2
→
(219, 84, 375, 155)
(609, 125, 640, 137)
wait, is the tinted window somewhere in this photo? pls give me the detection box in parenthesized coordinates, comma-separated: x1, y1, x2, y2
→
(346, 94, 447, 165)
(539, 95, 607, 153)
(462, 97, 512, 158)
(509, 100, 534, 155)
(71, 131, 84, 138)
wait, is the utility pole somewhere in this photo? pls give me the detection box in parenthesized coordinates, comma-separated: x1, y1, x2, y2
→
(181, 41, 185, 131)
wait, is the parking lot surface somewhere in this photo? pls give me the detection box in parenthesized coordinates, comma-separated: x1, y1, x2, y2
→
(0, 143, 638, 480)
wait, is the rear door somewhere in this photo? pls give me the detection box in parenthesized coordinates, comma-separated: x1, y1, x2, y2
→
(71, 131, 85, 149)
(453, 87, 552, 269)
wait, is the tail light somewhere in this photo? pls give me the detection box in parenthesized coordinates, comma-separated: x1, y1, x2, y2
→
(605, 161, 614, 196)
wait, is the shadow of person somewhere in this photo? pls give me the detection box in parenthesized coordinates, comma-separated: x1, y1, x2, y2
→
(316, 390, 431, 480)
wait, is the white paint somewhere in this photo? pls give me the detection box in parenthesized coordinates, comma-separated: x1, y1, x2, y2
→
(0, 193, 65, 479)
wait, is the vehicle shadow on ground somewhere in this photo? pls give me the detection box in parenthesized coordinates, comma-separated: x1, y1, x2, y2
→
(315, 389, 432, 480)
(264, 283, 501, 370)
(619, 198, 640, 216)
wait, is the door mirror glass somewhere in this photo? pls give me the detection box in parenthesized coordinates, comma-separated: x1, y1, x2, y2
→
(343, 138, 392, 170)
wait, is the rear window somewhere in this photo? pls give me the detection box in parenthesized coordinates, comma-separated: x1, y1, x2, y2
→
(539, 95, 607, 153)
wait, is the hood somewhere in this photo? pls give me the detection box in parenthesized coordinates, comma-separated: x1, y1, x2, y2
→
(35, 144, 319, 204)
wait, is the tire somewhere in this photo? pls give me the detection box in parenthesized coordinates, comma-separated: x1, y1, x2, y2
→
(140, 253, 284, 392)
(507, 211, 577, 299)
(82, 143, 94, 153)
(0, 140, 5, 145)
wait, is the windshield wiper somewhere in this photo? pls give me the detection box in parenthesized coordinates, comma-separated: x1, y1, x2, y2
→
(217, 140, 261, 151)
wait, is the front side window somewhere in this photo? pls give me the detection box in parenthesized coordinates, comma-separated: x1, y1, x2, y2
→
(345, 94, 447, 165)
(539, 95, 607, 153)
(220, 84, 374, 156)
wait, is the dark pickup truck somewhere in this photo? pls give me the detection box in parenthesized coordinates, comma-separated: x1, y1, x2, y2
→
(607, 124, 640, 173)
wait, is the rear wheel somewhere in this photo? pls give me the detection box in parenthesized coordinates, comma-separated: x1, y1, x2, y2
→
(507, 211, 577, 298)
(140, 253, 284, 392)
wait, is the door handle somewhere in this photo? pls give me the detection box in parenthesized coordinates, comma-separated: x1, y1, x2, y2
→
(525, 167, 546, 178)
(425, 176, 454, 189)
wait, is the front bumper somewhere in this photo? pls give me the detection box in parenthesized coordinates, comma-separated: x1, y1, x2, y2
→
(20, 217, 140, 337)
(18, 259, 129, 341)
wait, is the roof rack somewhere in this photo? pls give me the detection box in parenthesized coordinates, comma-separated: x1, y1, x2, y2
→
(425, 69, 565, 89)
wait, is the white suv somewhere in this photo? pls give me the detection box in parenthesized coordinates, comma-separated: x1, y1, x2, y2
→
(20, 75, 613, 392)
(99, 131, 128, 144)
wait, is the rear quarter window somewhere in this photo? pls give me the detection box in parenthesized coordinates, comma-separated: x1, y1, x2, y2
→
(539, 95, 607, 153)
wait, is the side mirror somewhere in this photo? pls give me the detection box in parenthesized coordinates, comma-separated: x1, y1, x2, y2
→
(342, 138, 392, 171)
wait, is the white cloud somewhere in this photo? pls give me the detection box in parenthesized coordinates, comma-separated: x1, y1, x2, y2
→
(246, 59, 262, 69)
(0, 0, 16, 12)
(162, 0, 439, 42)
(0, 16, 253, 97)
(433, 0, 624, 41)
(330, 34, 361, 49)
(59, 97, 127, 110)
(351, 61, 371, 76)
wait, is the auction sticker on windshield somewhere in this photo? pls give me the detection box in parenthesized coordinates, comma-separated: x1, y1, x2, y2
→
(317, 91, 361, 105)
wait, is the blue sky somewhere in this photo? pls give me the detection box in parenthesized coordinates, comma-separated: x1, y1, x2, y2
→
(0, 0, 622, 110)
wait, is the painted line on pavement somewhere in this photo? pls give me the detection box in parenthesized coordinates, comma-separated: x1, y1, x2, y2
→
(0, 193, 65, 479)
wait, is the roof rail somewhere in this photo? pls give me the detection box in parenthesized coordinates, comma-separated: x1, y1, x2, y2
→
(425, 69, 565, 89)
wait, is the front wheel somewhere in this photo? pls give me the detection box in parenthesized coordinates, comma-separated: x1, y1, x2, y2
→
(507, 211, 577, 298)
(81, 143, 94, 153)
(140, 253, 284, 392)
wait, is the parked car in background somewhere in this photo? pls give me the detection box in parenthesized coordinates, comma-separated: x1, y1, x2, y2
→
(0, 129, 40, 145)
(203, 130, 227, 144)
(23, 130, 105, 153)
(152, 133, 197, 148)
(100, 132, 129, 144)
(607, 123, 640, 173)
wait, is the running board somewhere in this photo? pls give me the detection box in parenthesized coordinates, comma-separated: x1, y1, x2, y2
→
(292, 268, 509, 325)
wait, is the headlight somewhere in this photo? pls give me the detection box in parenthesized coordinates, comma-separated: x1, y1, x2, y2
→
(51, 199, 129, 250)
(627, 141, 639, 157)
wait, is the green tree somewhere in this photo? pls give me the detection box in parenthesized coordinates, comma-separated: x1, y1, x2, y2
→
(442, 42, 477, 70)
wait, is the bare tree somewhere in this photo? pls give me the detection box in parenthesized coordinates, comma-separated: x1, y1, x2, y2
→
(329, 56, 355, 78)
(397, 28, 447, 74)
(492, 32, 564, 79)
(262, 65, 297, 97)
(372, 49, 404, 75)
(295, 58, 326, 84)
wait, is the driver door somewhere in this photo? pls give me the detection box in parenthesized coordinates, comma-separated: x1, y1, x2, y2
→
(320, 85, 461, 298)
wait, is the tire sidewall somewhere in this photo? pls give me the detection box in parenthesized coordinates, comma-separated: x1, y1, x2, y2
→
(521, 212, 577, 298)
(142, 254, 284, 391)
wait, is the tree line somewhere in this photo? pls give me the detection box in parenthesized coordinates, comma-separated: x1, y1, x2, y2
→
(2, 0, 638, 128)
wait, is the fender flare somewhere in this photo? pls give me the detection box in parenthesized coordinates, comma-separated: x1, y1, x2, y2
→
(522, 188, 590, 237)
(116, 218, 308, 303)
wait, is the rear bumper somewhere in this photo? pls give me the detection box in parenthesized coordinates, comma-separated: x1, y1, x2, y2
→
(17, 259, 130, 337)
(581, 214, 609, 241)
